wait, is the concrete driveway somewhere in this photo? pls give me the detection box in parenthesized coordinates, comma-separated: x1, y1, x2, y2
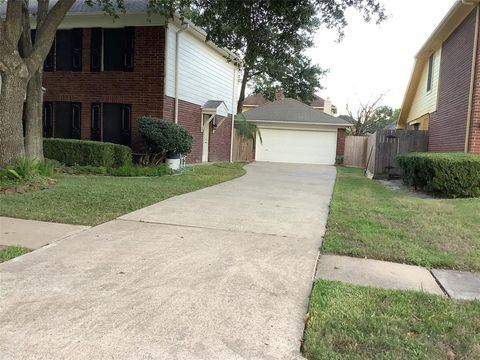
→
(0, 162, 336, 360)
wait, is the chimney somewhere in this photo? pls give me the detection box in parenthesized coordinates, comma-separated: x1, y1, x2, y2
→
(274, 89, 285, 101)
(324, 97, 332, 115)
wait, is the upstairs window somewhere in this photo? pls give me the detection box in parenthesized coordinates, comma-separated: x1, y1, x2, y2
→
(42, 29, 82, 72)
(91, 27, 134, 72)
(426, 54, 434, 93)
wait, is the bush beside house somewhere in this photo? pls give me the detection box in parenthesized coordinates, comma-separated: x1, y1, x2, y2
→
(397, 152, 480, 198)
(138, 117, 193, 164)
(44, 138, 132, 168)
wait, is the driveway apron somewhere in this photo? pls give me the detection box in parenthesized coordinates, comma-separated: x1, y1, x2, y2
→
(0, 162, 336, 360)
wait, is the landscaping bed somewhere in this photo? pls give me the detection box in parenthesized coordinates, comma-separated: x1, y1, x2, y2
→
(302, 280, 480, 360)
(0, 163, 245, 226)
(322, 167, 480, 271)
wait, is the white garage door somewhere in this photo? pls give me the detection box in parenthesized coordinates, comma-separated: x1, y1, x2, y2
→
(256, 128, 337, 165)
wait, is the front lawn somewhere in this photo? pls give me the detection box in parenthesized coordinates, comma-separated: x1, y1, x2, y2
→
(322, 167, 480, 271)
(0, 246, 31, 263)
(303, 280, 480, 360)
(0, 163, 245, 226)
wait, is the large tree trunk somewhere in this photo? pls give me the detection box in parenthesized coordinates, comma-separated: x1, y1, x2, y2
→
(0, 70, 28, 165)
(24, 71, 44, 160)
(237, 69, 249, 114)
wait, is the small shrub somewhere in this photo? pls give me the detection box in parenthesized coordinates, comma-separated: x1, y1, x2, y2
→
(137, 117, 193, 163)
(0, 158, 57, 193)
(44, 138, 132, 167)
(397, 152, 480, 198)
(0, 158, 55, 181)
(37, 159, 56, 177)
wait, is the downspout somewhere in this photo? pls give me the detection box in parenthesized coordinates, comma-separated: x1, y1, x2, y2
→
(465, 5, 479, 152)
(174, 23, 189, 124)
(229, 67, 238, 162)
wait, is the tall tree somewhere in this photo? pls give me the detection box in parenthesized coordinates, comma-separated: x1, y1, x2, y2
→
(0, 0, 77, 165)
(191, 0, 386, 112)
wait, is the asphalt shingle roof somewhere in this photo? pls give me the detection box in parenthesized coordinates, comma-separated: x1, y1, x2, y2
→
(242, 98, 350, 126)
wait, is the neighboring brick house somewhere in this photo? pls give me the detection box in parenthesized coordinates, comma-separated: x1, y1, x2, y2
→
(242, 93, 338, 115)
(38, 1, 239, 163)
(397, 0, 480, 153)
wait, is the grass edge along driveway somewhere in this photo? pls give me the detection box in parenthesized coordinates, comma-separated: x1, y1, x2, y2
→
(0, 163, 245, 226)
(0, 246, 31, 263)
(302, 280, 480, 360)
(321, 167, 480, 271)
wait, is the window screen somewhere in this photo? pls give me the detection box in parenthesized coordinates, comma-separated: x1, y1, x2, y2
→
(104, 29, 125, 71)
(54, 102, 81, 139)
(103, 103, 131, 145)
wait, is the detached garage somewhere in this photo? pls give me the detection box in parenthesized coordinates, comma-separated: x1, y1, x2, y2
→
(243, 98, 351, 165)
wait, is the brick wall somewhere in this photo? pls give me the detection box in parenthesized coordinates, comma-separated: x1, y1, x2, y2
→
(429, 10, 476, 152)
(175, 99, 203, 163)
(469, 10, 480, 153)
(43, 26, 166, 151)
(43, 27, 233, 162)
(209, 115, 232, 162)
(336, 128, 346, 163)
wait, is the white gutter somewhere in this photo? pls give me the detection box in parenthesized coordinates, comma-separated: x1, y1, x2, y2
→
(229, 67, 238, 162)
(247, 119, 353, 127)
(174, 22, 189, 124)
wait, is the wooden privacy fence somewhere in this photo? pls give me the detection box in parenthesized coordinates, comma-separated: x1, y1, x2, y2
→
(366, 130, 429, 179)
(232, 129, 255, 161)
(344, 136, 369, 167)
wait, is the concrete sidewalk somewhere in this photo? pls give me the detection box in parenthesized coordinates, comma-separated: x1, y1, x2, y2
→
(316, 254, 444, 295)
(0, 216, 89, 249)
(0, 162, 336, 360)
(316, 254, 480, 300)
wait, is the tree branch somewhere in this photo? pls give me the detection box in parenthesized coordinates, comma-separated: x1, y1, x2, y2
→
(4, 0, 24, 49)
(25, 0, 75, 74)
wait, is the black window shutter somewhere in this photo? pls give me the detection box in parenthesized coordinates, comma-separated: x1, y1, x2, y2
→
(72, 29, 83, 71)
(43, 102, 53, 138)
(91, 28, 102, 71)
(71, 103, 81, 139)
(123, 27, 134, 72)
(121, 104, 131, 146)
(91, 103, 102, 141)
(44, 36, 55, 72)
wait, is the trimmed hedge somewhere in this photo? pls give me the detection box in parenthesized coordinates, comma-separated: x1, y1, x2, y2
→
(59, 164, 170, 177)
(397, 152, 480, 198)
(44, 138, 132, 167)
(137, 117, 193, 158)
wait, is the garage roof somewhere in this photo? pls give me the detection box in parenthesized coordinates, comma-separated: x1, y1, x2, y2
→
(243, 98, 350, 126)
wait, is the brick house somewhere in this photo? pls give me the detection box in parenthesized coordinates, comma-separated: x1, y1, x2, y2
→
(397, 0, 480, 153)
(37, 1, 239, 163)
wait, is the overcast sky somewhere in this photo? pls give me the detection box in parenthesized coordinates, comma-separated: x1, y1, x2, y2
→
(306, 0, 454, 115)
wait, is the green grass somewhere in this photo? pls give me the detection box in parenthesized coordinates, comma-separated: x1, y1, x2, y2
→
(322, 167, 480, 271)
(303, 280, 480, 360)
(0, 246, 31, 263)
(0, 163, 245, 226)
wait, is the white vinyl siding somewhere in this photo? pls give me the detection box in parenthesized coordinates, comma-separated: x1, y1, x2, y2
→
(407, 47, 441, 122)
(165, 23, 236, 114)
